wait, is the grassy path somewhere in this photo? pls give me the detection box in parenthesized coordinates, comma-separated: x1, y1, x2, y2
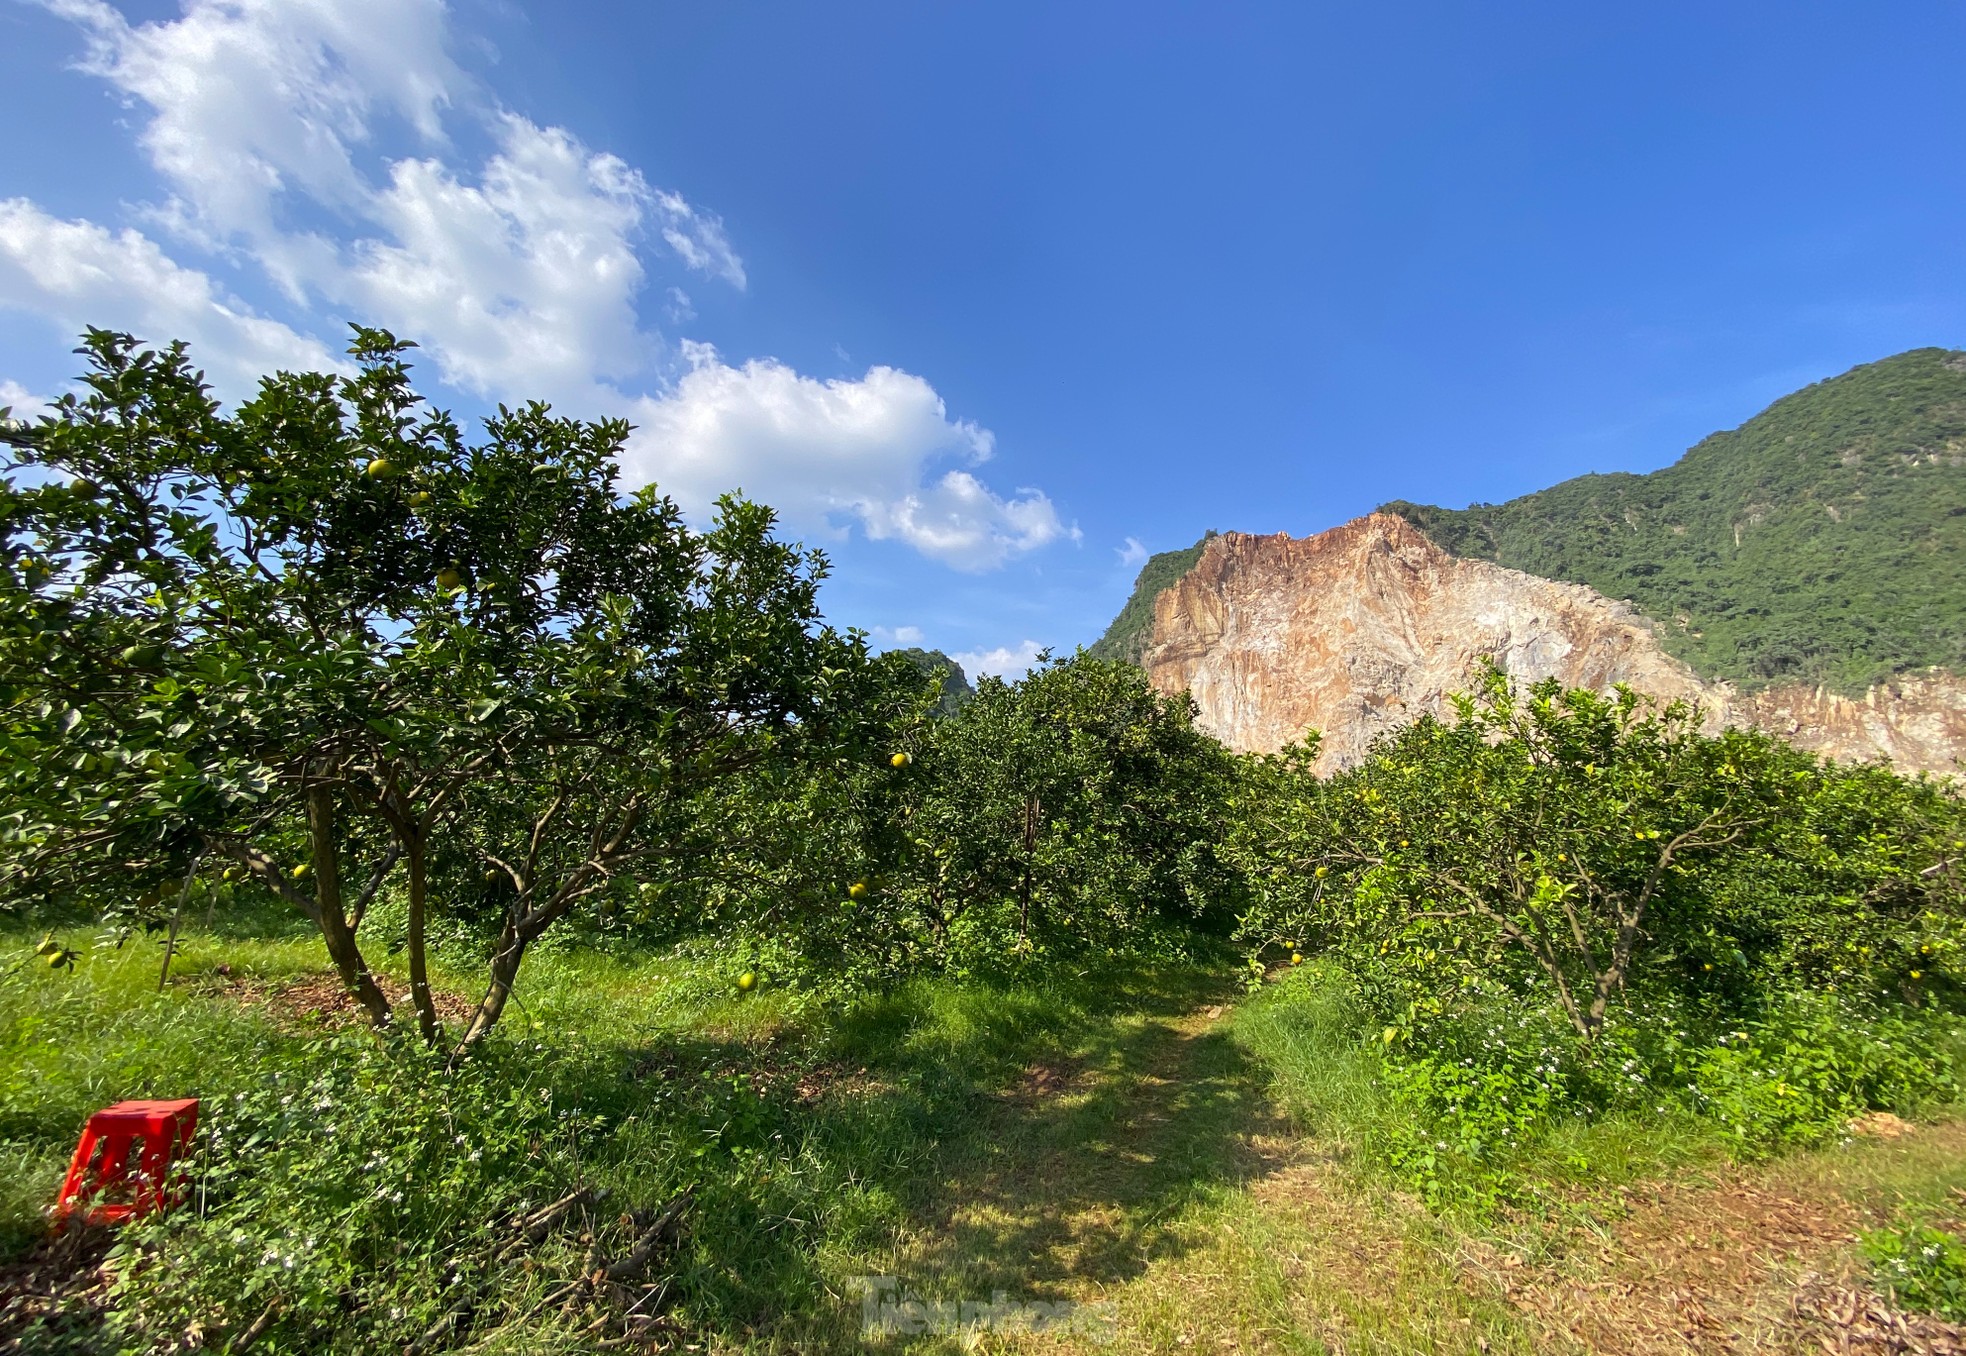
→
(805, 976, 1536, 1354)
(879, 995, 1293, 1305)
(809, 978, 1966, 1356)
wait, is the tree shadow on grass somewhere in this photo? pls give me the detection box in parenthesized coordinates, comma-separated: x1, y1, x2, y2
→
(794, 960, 1289, 1338)
(584, 955, 1292, 1350)
(872, 995, 1293, 1299)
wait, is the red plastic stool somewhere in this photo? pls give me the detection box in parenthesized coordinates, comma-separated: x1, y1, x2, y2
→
(55, 1098, 199, 1225)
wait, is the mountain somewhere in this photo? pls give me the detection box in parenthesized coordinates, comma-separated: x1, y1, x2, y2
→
(1383, 348, 1966, 693)
(891, 647, 974, 717)
(1138, 516, 1966, 772)
(1090, 348, 1966, 774)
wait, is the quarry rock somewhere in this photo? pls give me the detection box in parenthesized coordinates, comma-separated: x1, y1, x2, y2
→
(1140, 513, 1966, 775)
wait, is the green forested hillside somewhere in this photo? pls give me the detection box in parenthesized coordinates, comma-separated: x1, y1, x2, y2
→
(1088, 531, 1217, 663)
(1386, 348, 1966, 692)
(890, 645, 975, 716)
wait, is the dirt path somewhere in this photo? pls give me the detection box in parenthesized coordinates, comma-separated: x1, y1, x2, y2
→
(877, 996, 1295, 1310)
(1484, 1121, 1966, 1355)
(867, 988, 1966, 1356)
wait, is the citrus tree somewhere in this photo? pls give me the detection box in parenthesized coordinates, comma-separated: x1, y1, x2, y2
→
(1230, 664, 1966, 1043)
(882, 653, 1241, 964)
(579, 648, 945, 980)
(0, 328, 868, 1045)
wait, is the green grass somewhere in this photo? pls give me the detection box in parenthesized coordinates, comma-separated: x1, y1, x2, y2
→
(6, 927, 1965, 1353)
(1228, 961, 1405, 1161)
(0, 930, 321, 1255)
(1222, 961, 1965, 1237)
(0, 926, 1274, 1351)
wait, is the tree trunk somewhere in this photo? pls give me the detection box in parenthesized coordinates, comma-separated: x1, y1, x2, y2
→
(923, 883, 950, 945)
(405, 832, 439, 1044)
(459, 918, 529, 1048)
(307, 784, 392, 1028)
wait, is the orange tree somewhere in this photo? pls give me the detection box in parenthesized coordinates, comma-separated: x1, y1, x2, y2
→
(1229, 665, 1966, 1192)
(1234, 664, 1958, 1194)
(0, 328, 876, 1046)
(879, 653, 1242, 967)
(1233, 665, 1964, 1043)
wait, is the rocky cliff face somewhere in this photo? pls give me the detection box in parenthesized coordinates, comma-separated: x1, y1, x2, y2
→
(1139, 513, 1966, 775)
(1727, 673, 1966, 774)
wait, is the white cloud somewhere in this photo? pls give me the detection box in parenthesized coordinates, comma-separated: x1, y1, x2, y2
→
(9, 0, 1068, 572)
(338, 115, 657, 400)
(0, 381, 52, 422)
(951, 640, 1048, 681)
(1117, 536, 1148, 568)
(35, 0, 737, 400)
(42, 0, 461, 293)
(0, 199, 341, 393)
(650, 189, 745, 290)
(856, 470, 1073, 571)
(624, 345, 1069, 570)
(870, 624, 926, 646)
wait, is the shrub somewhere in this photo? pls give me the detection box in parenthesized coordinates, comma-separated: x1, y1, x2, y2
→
(1228, 667, 1966, 1202)
(104, 1034, 610, 1352)
(1682, 994, 1960, 1152)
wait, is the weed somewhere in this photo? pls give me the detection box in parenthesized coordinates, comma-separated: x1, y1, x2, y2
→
(1863, 1221, 1966, 1321)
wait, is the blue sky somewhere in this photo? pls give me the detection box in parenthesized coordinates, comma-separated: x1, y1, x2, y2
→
(4, 2, 1964, 676)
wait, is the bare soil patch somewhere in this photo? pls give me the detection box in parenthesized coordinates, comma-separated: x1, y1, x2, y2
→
(1476, 1122, 1966, 1354)
(1003, 1059, 1087, 1107)
(201, 967, 477, 1030)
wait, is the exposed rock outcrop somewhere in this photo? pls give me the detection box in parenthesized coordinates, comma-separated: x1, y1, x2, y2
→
(1139, 514, 1966, 775)
(1728, 673, 1966, 774)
